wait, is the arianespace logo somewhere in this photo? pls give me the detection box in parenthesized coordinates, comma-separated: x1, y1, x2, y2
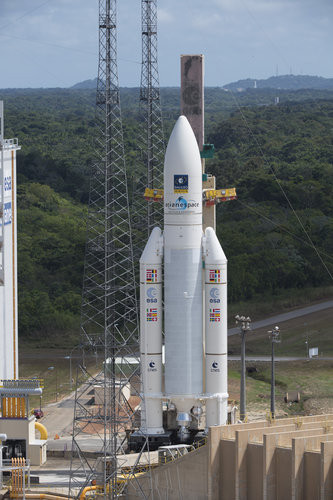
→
(146, 287, 157, 304)
(165, 196, 199, 211)
(148, 361, 157, 372)
(209, 288, 220, 304)
(211, 361, 220, 373)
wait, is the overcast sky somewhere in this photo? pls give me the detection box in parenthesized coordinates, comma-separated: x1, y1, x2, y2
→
(0, 0, 332, 88)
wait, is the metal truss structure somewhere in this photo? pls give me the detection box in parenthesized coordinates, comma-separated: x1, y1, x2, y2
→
(69, 1, 151, 498)
(132, 0, 165, 253)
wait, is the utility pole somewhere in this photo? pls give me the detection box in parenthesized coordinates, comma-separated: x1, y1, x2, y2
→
(235, 315, 251, 421)
(268, 326, 280, 419)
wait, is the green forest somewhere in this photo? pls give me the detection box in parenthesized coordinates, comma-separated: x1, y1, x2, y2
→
(1, 87, 333, 346)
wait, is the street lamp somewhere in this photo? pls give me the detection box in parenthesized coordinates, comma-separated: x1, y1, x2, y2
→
(268, 326, 280, 419)
(304, 323, 309, 358)
(64, 349, 75, 391)
(48, 366, 58, 402)
(235, 315, 252, 421)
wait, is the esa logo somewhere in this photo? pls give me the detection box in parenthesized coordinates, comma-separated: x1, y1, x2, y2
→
(211, 361, 220, 373)
(209, 288, 220, 304)
(148, 361, 157, 372)
(174, 174, 188, 193)
(146, 287, 157, 304)
(4, 176, 12, 192)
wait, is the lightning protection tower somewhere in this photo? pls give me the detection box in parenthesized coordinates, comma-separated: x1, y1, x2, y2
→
(132, 0, 164, 254)
(69, 1, 151, 498)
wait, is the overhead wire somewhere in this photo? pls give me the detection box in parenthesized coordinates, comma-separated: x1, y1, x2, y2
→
(236, 199, 333, 264)
(0, 0, 54, 32)
(213, 0, 333, 282)
(223, 89, 333, 281)
(0, 32, 98, 57)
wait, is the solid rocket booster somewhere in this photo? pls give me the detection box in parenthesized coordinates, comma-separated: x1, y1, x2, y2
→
(140, 116, 228, 437)
(140, 227, 164, 435)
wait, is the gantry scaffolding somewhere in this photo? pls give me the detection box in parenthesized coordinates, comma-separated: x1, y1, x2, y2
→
(132, 0, 164, 252)
(69, 1, 150, 498)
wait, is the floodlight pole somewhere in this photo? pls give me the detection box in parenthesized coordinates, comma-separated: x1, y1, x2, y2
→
(235, 315, 251, 421)
(268, 326, 280, 419)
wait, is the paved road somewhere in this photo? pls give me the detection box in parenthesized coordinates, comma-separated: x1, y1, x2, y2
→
(228, 299, 333, 336)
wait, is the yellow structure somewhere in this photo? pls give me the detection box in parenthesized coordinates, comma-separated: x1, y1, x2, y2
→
(203, 187, 237, 206)
(143, 187, 164, 202)
(0, 380, 47, 466)
(2, 397, 26, 419)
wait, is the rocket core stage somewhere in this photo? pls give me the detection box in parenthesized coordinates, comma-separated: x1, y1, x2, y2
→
(140, 116, 228, 442)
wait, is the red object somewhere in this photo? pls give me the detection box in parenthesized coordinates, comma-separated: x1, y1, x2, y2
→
(33, 409, 44, 419)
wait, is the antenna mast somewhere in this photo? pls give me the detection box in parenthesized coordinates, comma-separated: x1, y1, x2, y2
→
(133, 0, 164, 243)
(69, 1, 147, 498)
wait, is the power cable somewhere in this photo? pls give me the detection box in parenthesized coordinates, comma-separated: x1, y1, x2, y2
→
(0, 0, 53, 32)
(0, 32, 97, 57)
(236, 199, 333, 264)
(222, 89, 333, 281)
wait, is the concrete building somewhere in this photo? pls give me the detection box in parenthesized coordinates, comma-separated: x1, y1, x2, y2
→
(127, 413, 333, 499)
(0, 380, 47, 466)
(0, 101, 20, 380)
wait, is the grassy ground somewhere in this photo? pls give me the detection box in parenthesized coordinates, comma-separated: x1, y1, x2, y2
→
(228, 302, 333, 357)
(228, 360, 333, 420)
(18, 287, 333, 419)
(227, 285, 333, 327)
(19, 351, 333, 420)
(18, 349, 102, 409)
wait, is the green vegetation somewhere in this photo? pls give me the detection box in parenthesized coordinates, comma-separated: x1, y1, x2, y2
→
(210, 99, 333, 302)
(19, 349, 99, 407)
(0, 87, 332, 345)
(17, 183, 86, 344)
(243, 360, 333, 417)
(228, 300, 333, 358)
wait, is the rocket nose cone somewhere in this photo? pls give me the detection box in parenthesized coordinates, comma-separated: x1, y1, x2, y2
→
(164, 115, 202, 224)
(204, 227, 227, 264)
(164, 115, 201, 173)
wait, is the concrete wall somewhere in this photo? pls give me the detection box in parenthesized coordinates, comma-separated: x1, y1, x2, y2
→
(247, 443, 263, 500)
(127, 445, 208, 500)
(213, 414, 333, 500)
(304, 451, 320, 500)
(276, 447, 291, 500)
(220, 439, 235, 500)
(0, 417, 46, 465)
(125, 414, 333, 499)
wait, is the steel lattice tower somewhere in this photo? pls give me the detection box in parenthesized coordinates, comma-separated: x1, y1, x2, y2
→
(69, 1, 151, 498)
(132, 0, 164, 250)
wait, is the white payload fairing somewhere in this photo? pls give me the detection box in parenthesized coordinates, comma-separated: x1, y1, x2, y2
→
(140, 116, 228, 441)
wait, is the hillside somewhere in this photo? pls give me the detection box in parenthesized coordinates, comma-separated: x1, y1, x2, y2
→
(223, 74, 333, 91)
(72, 74, 333, 92)
(209, 99, 333, 301)
(0, 87, 332, 342)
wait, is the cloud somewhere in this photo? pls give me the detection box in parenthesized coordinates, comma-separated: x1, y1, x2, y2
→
(0, 0, 332, 88)
(157, 8, 173, 24)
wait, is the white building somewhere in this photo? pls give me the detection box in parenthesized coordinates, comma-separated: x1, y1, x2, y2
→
(0, 101, 20, 380)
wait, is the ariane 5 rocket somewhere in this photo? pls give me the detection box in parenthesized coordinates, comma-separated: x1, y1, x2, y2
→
(140, 116, 228, 441)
